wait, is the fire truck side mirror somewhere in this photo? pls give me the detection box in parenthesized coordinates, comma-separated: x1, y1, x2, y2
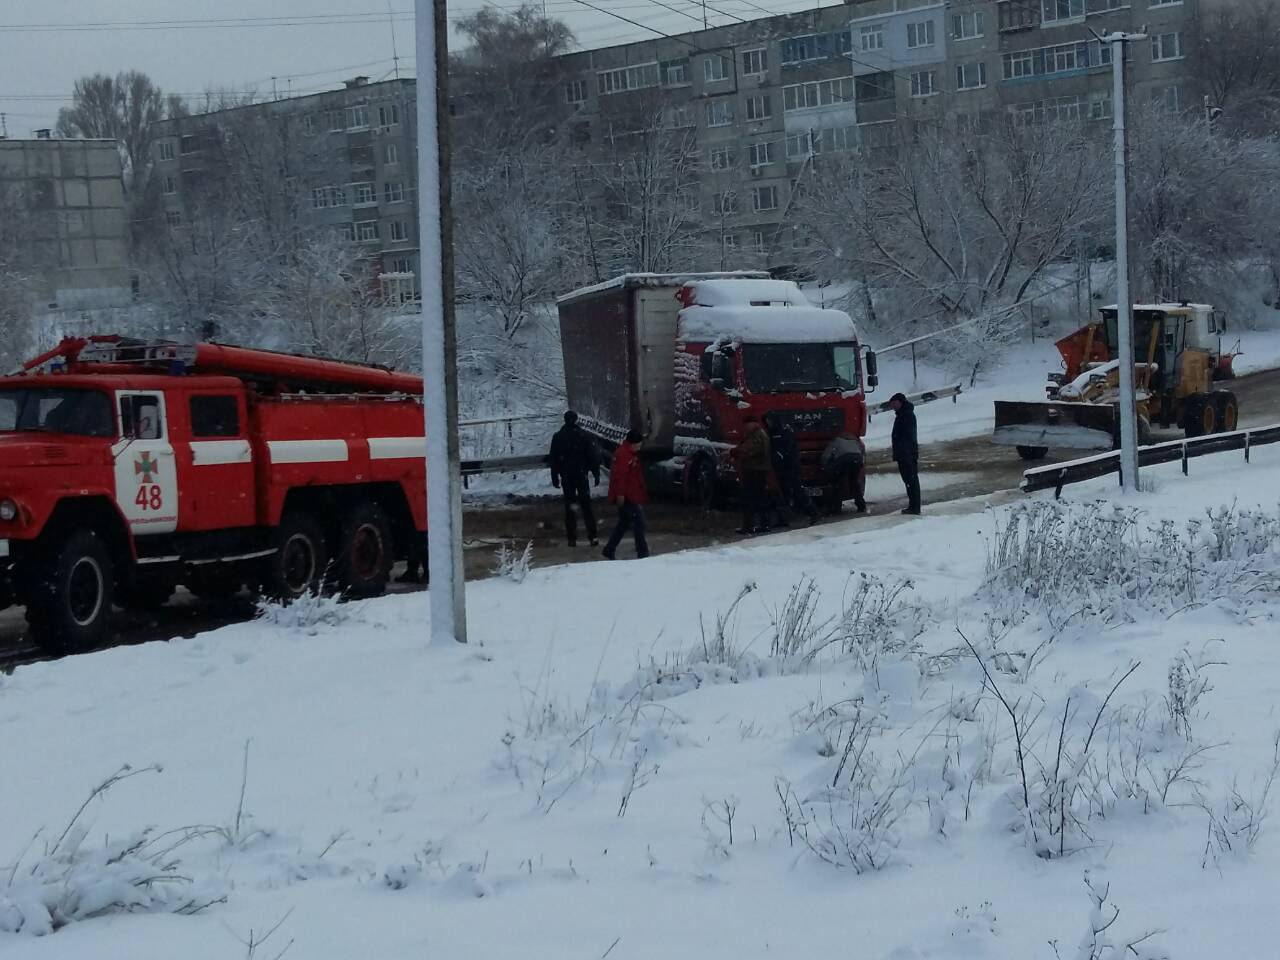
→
(864, 349, 879, 390)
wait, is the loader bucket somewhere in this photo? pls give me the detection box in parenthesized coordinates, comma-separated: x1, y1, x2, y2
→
(992, 400, 1116, 451)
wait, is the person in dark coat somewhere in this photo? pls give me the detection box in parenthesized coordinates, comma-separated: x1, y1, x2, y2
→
(549, 411, 600, 547)
(820, 433, 867, 516)
(889, 393, 921, 515)
(602, 429, 650, 560)
(764, 412, 818, 526)
(733, 415, 774, 535)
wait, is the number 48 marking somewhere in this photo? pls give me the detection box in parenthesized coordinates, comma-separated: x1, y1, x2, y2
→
(135, 484, 163, 511)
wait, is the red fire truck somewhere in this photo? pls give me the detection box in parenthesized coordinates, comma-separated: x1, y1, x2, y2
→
(0, 336, 427, 652)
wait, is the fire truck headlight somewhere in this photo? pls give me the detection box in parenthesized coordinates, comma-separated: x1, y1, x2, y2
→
(0, 500, 17, 522)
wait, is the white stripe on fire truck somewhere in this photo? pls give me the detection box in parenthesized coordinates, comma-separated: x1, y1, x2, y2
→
(367, 437, 427, 461)
(190, 440, 252, 466)
(266, 439, 350, 464)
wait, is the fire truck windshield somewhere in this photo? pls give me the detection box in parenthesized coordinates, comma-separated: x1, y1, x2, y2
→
(741, 342, 859, 394)
(0, 389, 115, 438)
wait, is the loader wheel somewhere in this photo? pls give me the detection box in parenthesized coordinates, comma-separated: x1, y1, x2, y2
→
(1214, 392, 1239, 433)
(1183, 395, 1216, 438)
(262, 513, 327, 602)
(1016, 445, 1049, 462)
(335, 501, 394, 599)
(25, 530, 115, 654)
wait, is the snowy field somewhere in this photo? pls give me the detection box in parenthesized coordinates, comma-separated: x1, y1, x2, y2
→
(4, 440, 1280, 956)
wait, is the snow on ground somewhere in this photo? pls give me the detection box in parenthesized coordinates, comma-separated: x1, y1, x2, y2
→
(6, 439, 1280, 956)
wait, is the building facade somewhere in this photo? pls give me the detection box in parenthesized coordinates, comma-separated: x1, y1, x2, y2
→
(148, 77, 421, 303)
(0, 135, 131, 310)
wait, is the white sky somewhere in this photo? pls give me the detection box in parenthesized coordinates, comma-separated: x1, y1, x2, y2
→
(0, 0, 845, 136)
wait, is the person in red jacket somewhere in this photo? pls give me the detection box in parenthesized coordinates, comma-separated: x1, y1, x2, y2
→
(602, 429, 650, 560)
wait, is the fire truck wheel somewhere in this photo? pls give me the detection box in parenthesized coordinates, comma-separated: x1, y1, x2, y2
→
(692, 457, 723, 510)
(26, 530, 115, 653)
(263, 513, 328, 602)
(335, 501, 394, 598)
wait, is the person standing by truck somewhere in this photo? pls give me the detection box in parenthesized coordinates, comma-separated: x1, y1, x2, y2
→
(549, 411, 600, 547)
(602, 429, 650, 560)
(734, 415, 774, 535)
(889, 393, 921, 515)
(764, 412, 818, 526)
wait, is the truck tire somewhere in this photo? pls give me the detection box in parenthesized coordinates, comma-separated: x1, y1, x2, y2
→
(1213, 391, 1239, 433)
(1015, 445, 1049, 461)
(1184, 395, 1217, 438)
(334, 501, 394, 598)
(26, 529, 115, 654)
(691, 457, 724, 511)
(262, 512, 328, 602)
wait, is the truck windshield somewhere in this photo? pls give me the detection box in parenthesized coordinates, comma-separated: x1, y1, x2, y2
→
(0, 389, 115, 438)
(741, 342, 859, 394)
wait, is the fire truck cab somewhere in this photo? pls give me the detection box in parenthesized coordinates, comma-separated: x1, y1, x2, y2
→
(0, 336, 428, 653)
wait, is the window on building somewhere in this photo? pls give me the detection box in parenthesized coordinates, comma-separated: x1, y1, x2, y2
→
(998, 1, 1039, 31)
(303, 115, 316, 135)
(1041, 0, 1085, 22)
(667, 104, 694, 127)
(180, 135, 196, 155)
(392, 257, 413, 274)
(782, 77, 854, 112)
(158, 141, 175, 162)
(785, 133, 810, 159)
(906, 20, 935, 48)
(713, 191, 737, 216)
(780, 31, 852, 65)
(327, 109, 346, 132)
(910, 70, 936, 97)
(351, 181, 377, 206)
(1089, 91, 1113, 120)
(312, 185, 347, 209)
(597, 62, 659, 95)
(860, 121, 896, 150)
(752, 229, 770, 254)
(338, 222, 355, 242)
(704, 54, 729, 82)
(1002, 50, 1035, 79)
(860, 24, 884, 52)
(1152, 84, 1182, 112)
(855, 72, 894, 102)
(826, 125, 858, 152)
(953, 10, 985, 40)
(384, 143, 399, 165)
(752, 186, 778, 212)
(1011, 95, 1085, 126)
(347, 105, 370, 130)
(384, 181, 405, 203)
(710, 146, 735, 170)
(956, 62, 988, 90)
(162, 175, 178, 195)
(389, 220, 409, 242)
(165, 210, 182, 227)
(1151, 32, 1183, 62)
(742, 48, 767, 75)
(190, 396, 240, 438)
(661, 59, 689, 85)
(745, 94, 771, 121)
(748, 141, 774, 167)
(565, 78, 588, 103)
(356, 220, 379, 242)
(378, 104, 400, 127)
(705, 98, 734, 127)
(722, 233, 739, 251)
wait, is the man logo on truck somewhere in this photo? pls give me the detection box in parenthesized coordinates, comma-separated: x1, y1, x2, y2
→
(135, 452, 159, 484)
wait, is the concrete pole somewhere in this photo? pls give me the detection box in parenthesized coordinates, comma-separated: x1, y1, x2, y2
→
(1108, 32, 1143, 492)
(416, 0, 467, 643)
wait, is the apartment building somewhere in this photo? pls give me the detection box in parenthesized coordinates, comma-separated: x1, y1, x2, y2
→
(0, 135, 131, 309)
(553, 0, 1205, 266)
(148, 77, 420, 303)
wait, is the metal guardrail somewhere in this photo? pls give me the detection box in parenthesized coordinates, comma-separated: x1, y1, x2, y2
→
(870, 383, 963, 414)
(1022, 422, 1280, 497)
(461, 453, 548, 477)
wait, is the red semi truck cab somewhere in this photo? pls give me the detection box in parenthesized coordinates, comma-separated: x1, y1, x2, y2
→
(557, 273, 877, 506)
(0, 336, 427, 652)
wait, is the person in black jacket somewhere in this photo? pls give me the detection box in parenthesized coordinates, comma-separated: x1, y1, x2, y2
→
(764, 412, 818, 526)
(889, 393, 921, 515)
(549, 411, 601, 546)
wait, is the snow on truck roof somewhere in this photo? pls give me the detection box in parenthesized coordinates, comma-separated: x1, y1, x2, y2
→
(678, 280, 859, 344)
(555, 271, 770, 305)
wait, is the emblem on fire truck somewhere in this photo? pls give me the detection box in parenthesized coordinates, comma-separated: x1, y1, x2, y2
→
(134, 453, 159, 484)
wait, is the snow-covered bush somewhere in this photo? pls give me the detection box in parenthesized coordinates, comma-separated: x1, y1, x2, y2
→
(1164, 645, 1221, 741)
(1193, 731, 1280, 867)
(1051, 874, 1169, 960)
(255, 590, 354, 634)
(493, 541, 533, 583)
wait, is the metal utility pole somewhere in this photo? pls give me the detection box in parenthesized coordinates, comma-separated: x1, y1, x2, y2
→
(416, 0, 468, 643)
(1104, 29, 1146, 492)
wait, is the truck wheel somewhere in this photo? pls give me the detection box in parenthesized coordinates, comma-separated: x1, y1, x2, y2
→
(691, 457, 723, 511)
(1184, 395, 1216, 438)
(262, 513, 327, 602)
(1213, 392, 1239, 433)
(1015, 445, 1049, 461)
(26, 530, 115, 654)
(335, 501, 394, 598)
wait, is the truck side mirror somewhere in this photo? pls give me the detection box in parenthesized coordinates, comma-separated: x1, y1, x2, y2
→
(864, 349, 879, 390)
(1215, 311, 1228, 333)
(710, 349, 731, 388)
